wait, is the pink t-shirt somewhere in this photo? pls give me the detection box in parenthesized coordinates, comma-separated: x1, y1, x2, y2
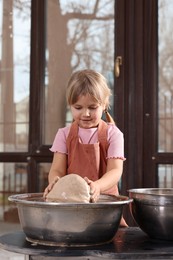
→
(50, 123, 125, 160)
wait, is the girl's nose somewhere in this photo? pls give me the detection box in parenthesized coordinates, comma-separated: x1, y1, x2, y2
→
(83, 109, 90, 116)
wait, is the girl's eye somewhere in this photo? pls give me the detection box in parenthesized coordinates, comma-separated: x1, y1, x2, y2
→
(73, 105, 98, 110)
(89, 106, 98, 110)
(74, 106, 81, 110)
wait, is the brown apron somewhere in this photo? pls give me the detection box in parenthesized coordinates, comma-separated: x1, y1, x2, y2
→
(66, 120, 119, 195)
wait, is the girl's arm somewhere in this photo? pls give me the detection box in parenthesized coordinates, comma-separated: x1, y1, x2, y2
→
(85, 158, 123, 201)
(43, 152, 67, 198)
(48, 152, 67, 182)
(96, 158, 123, 192)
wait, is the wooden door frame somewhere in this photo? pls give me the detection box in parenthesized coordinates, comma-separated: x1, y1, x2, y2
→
(28, 0, 53, 192)
(115, 0, 158, 224)
(115, 0, 145, 190)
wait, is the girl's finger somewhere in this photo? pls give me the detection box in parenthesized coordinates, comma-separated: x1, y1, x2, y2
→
(84, 177, 92, 184)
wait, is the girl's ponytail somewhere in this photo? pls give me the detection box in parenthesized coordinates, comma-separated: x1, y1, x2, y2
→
(104, 110, 115, 124)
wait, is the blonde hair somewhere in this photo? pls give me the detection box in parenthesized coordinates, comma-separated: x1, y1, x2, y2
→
(66, 69, 111, 109)
(66, 69, 115, 124)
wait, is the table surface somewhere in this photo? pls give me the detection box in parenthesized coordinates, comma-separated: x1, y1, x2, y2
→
(0, 227, 173, 259)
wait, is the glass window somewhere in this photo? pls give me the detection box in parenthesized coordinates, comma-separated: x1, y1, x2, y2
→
(0, 162, 27, 221)
(44, 0, 115, 144)
(158, 164, 173, 188)
(158, 0, 173, 188)
(0, 0, 31, 152)
(38, 163, 51, 192)
(158, 0, 173, 153)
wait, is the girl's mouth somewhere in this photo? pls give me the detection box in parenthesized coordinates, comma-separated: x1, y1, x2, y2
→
(81, 119, 92, 122)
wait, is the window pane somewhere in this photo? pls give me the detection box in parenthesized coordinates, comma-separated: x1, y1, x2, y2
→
(158, 0, 173, 152)
(158, 164, 173, 188)
(0, 162, 28, 222)
(38, 163, 50, 192)
(44, 0, 115, 144)
(0, 0, 31, 152)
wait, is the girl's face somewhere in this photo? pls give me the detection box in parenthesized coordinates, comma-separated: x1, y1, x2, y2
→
(70, 94, 105, 128)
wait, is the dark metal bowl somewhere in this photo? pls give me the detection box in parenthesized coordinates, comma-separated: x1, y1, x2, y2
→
(129, 188, 173, 240)
(9, 193, 132, 247)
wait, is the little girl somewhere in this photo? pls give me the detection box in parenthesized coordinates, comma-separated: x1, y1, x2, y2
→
(44, 69, 127, 226)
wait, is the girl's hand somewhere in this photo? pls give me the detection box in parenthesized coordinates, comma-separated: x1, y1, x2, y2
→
(43, 176, 60, 199)
(84, 177, 101, 203)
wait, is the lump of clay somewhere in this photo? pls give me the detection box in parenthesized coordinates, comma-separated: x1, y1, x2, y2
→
(46, 174, 90, 203)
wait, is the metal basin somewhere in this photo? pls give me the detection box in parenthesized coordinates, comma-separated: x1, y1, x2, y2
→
(129, 188, 173, 240)
(9, 193, 132, 247)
